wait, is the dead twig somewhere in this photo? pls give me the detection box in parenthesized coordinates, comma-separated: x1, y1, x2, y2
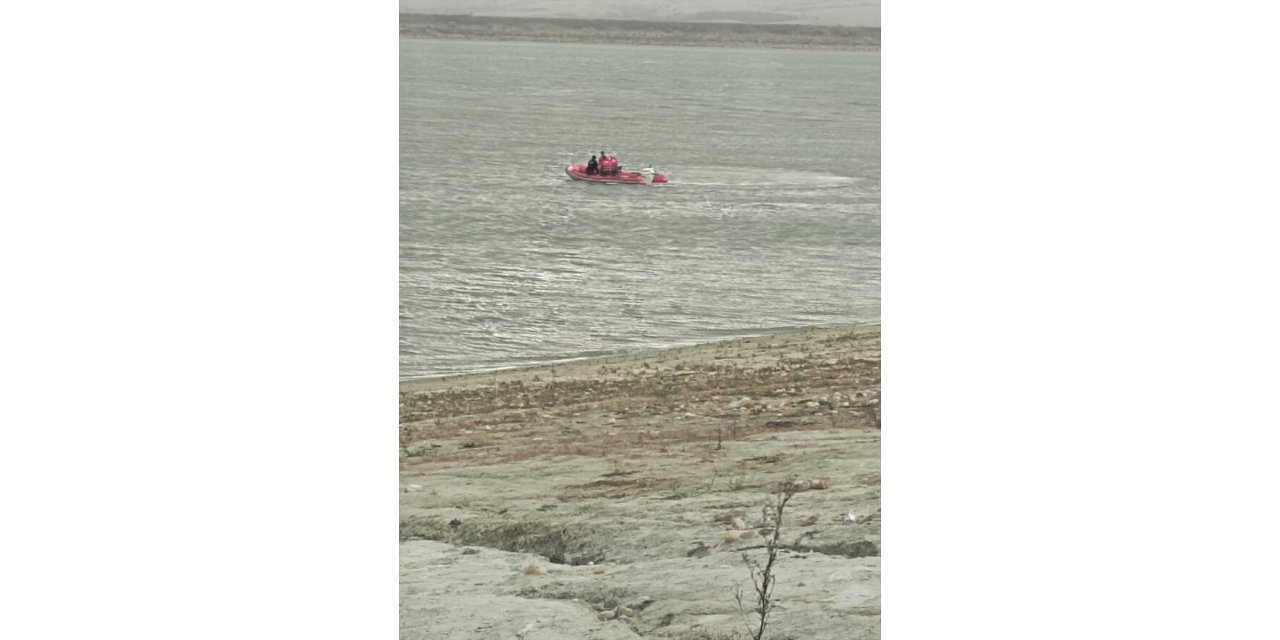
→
(737, 482, 798, 640)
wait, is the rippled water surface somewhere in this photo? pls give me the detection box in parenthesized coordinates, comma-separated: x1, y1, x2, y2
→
(401, 39, 879, 378)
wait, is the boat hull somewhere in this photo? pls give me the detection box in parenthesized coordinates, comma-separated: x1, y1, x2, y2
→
(565, 163, 668, 184)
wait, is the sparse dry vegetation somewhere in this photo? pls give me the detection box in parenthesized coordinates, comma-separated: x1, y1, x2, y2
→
(401, 515, 608, 566)
(400, 325, 881, 639)
(399, 326, 880, 468)
(737, 484, 798, 640)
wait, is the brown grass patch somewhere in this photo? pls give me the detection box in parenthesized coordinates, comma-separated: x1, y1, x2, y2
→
(409, 421, 830, 466)
(400, 345, 880, 468)
(559, 476, 686, 500)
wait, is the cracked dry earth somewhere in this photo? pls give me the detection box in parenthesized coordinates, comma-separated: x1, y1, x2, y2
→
(400, 324, 880, 639)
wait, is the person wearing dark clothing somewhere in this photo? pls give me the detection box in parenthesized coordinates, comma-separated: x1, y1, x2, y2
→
(587, 155, 598, 175)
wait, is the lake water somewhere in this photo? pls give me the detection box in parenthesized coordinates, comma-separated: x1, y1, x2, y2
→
(400, 39, 879, 378)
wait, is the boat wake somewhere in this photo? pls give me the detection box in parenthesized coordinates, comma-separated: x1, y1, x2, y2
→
(672, 167, 857, 188)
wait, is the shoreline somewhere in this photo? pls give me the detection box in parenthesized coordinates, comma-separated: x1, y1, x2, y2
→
(399, 321, 879, 388)
(400, 33, 882, 53)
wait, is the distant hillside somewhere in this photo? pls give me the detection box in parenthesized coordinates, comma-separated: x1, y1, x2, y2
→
(399, 14, 880, 51)
(399, 0, 880, 27)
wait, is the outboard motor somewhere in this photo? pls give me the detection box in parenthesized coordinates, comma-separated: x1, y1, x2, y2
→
(640, 166, 656, 185)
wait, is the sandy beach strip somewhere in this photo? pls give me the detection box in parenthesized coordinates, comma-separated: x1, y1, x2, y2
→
(401, 322, 879, 392)
(399, 320, 880, 487)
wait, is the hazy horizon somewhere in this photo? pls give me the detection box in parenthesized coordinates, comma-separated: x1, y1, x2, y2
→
(399, 0, 881, 28)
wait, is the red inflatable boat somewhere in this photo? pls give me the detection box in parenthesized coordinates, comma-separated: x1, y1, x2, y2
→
(565, 163, 668, 184)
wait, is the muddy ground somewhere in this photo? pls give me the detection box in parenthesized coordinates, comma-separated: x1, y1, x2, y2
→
(400, 324, 880, 639)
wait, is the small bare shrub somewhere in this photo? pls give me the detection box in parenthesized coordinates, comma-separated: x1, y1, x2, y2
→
(735, 483, 798, 640)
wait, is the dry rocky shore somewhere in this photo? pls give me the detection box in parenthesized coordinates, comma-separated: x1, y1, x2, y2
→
(400, 324, 881, 639)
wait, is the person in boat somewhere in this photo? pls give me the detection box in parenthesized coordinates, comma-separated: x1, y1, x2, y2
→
(610, 154, 621, 176)
(600, 151, 610, 176)
(587, 155, 598, 175)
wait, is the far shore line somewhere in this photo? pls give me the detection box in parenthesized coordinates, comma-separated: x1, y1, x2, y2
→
(400, 14, 880, 52)
(400, 321, 880, 390)
(400, 34, 880, 53)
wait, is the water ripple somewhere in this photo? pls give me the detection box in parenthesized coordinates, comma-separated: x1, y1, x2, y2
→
(401, 40, 880, 378)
